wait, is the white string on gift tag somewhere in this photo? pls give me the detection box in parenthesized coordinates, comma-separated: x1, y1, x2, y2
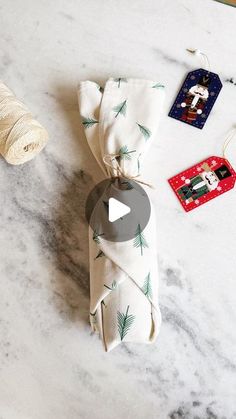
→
(222, 128, 236, 159)
(186, 48, 211, 73)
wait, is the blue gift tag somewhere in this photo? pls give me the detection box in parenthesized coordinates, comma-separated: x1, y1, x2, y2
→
(169, 68, 222, 129)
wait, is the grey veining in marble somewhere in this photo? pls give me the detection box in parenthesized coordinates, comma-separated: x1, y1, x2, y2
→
(0, 0, 236, 418)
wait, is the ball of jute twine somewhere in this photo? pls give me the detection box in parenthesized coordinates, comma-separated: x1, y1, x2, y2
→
(0, 81, 48, 165)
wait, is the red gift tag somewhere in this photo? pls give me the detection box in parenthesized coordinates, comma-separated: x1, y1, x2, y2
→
(168, 156, 236, 212)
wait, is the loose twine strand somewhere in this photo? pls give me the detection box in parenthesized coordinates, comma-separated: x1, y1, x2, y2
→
(103, 154, 154, 189)
(0, 81, 48, 165)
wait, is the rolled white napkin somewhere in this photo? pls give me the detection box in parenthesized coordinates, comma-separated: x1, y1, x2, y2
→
(78, 78, 165, 352)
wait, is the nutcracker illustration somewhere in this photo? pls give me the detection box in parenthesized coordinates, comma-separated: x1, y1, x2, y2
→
(169, 69, 222, 129)
(180, 74, 211, 124)
(178, 162, 232, 204)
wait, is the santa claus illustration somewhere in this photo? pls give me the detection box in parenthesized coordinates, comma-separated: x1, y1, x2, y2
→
(180, 74, 211, 124)
(178, 162, 232, 204)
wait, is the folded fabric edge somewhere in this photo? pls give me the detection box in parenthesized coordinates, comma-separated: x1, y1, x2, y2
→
(107, 77, 165, 87)
(77, 80, 103, 92)
(104, 307, 162, 353)
(77, 77, 166, 91)
(89, 273, 163, 353)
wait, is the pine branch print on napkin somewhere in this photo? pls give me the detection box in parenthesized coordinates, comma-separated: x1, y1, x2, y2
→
(118, 145, 136, 160)
(93, 230, 104, 244)
(101, 300, 107, 308)
(113, 100, 127, 118)
(136, 123, 151, 140)
(78, 76, 165, 351)
(133, 224, 149, 256)
(104, 280, 117, 291)
(117, 305, 135, 341)
(152, 83, 165, 89)
(113, 78, 128, 88)
(137, 153, 141, 175)
(94, 250, 105, 260)
(82, 117, 99, 129)
(142, 273, 152, 299)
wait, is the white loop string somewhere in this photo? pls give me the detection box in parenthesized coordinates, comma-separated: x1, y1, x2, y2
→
(186, 48, 211, 73)
(222, 129, 236, 159)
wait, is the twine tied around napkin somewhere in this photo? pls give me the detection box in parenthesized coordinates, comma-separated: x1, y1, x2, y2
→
(103, 154, 154, 188)
(78, 78, 165, 351)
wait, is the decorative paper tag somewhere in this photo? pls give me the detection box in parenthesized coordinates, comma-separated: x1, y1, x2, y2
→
(168, 156, 235, 212)
(169, 69, 222, 129)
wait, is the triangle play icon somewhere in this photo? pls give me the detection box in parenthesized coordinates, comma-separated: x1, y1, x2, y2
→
(108, 197, 131, 223)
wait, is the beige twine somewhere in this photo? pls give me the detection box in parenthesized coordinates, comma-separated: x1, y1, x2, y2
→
(0, 81, 48, 165)
(103, 154, 154, 188)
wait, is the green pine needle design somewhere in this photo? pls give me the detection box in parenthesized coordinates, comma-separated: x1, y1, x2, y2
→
(117, 305, 135, 341)
(93, 230, 104, 244)
(137, 153, 141, 175)
(136, 123, 151, 140)
(118, 145, 136, 160)
(133, 224, 149, 256)
(152, 83, 165, 89)
(142, 273, 153, 299)
(114, 78, 128, 88)
(82, 117, 99, 129)
(104, 280, 117, 291)
(113, 100, 127, 118)
(94, 250, 105, 260)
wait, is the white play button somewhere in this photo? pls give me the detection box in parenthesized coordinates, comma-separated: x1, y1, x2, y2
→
(86, 177, 151, 242)
(108, 197, 131, 223)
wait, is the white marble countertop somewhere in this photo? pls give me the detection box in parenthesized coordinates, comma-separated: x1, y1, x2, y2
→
(0, 0, 236, 418)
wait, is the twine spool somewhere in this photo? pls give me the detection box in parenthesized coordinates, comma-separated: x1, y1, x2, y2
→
(0, 81, 48, 165)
